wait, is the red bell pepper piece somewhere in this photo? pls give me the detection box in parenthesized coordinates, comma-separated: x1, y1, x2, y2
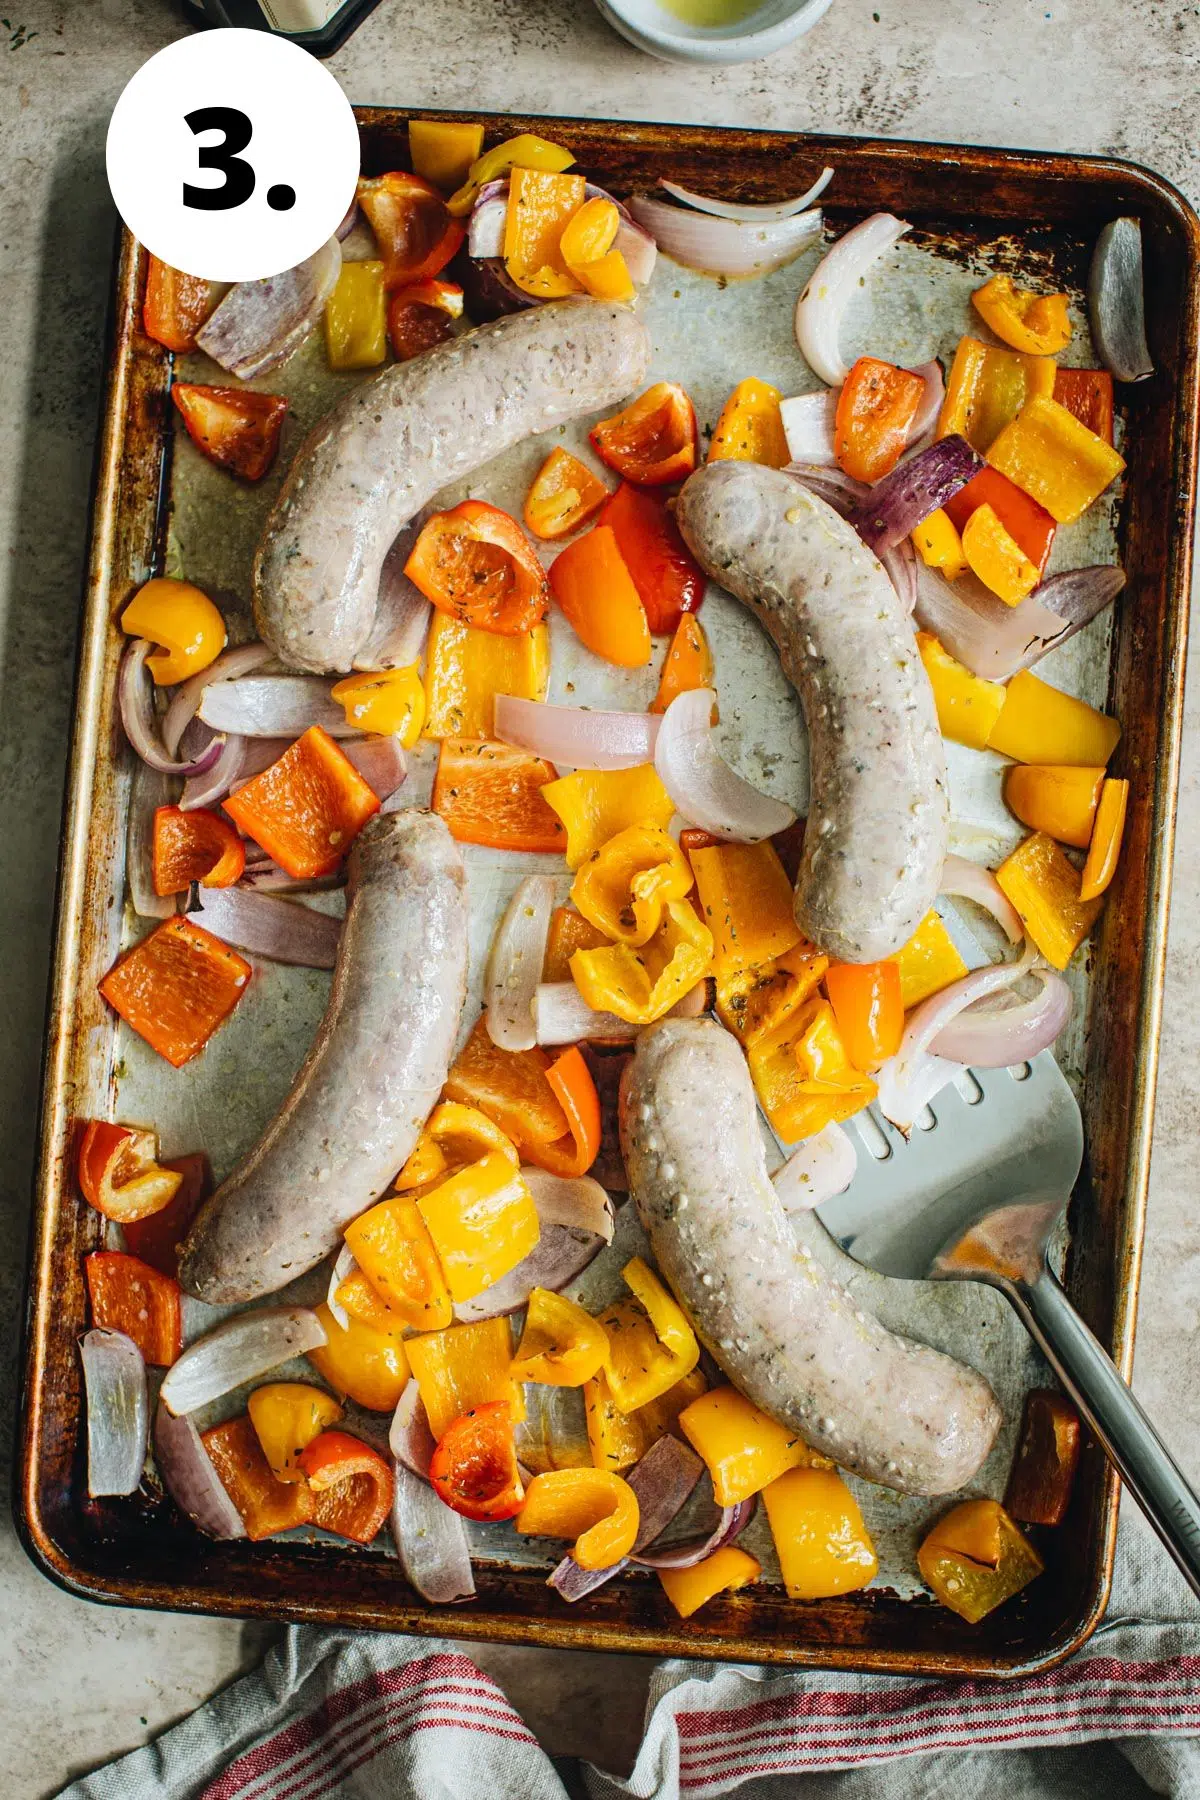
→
(171, 383, 288, 483)
(824, 961, 904, 1071)
(152, 805, 246, 895)
(143, 256, 211, 353)
(834, 357, 925, 483)
(77, 1120, 183, 1224)
(386, 277, 463, 361)
(405, 500, 549, 635)
(432, 739, 566, 854)
(1004, 1389, 1082, 1526)
(1051, 368, 1115, 445)
(296, 1428, 395, 1543)
(943, 466, 1056, 578)
(85, 1249, 182, 1365)
(122, 1150, 211, 1278)
(591, 383, 698, 487)
(429, 1401, 526, 1520)
(99, 917, 252, 1068)
(356, 171, 465, 287)
(597, 482, 704, 635)
(223, 726, 381, 881)
(203, 1414, 315, 1540)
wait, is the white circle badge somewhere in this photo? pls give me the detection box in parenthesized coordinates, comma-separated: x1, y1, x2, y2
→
(106, 30, 360, 283)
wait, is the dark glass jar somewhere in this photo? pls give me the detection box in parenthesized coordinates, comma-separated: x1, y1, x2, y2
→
(181, 0, 387, 56)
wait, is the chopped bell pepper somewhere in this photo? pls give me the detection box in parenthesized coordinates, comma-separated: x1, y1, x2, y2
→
(1080, 777, 1128, 901)
(423, 614, 549, 740)
(406, 500, 549, 636)
(432, 738, 565, 852)
(560, 196, 635, 303)
(707, 378, 789, 469)
(544, 906, 608, 982)
(598, 1294, 700, 1415)
(918, 1498, 1043, 1622)
(1003, 764, 1105, 849)
(715, 937, 829, 1047)
(407, 1316, 523, 1440)
(344, 1195, 454, 1330)
(448, 132, 576, 217)
(408, 118, 485, 192)
(416, 1150, 540, 1304)
(152, 805, 245, 895)
(444, 1015, 570, 1147)
(1052, 366, 1115, 444)
(571, 899, 713, 1028)
(430, 1400, 525, 1519)
(584, 1366, 707, 1472)
(247, 1382, 343, 1483)
(541, 764, 675, 869)
(223, 726, 381, 880)
(356, 170, 464, 285)
(652, 615, 713, 714)
(324, 260, 388, 370)
(202, 1414, 314, 1540)
(77, 1120, 183, 1224)
(332, 665, 425, 745)
(591, 383, 699, 488)
(571, 825, 694, 947)
(659, 1545, 761, 1618)
(122, 1149, 210, 1277)
(143, 256, 211, 352)
(994, 831, 1103, 968)
(621, 1257, 696, 1360)
(679, 1385, 828, 1506)
(99, 916, 250, 1068)
(517, 1466, 639, 1570)
(937, 336, 1057, 453)
(834, 357, 925, 483)
(1005, 1389, 1082, 1527)
(961, 503, 1040, 605)
(972, 273, 1073, 356)
(172, 383, 288, 483)
(85, 1250, 182, 1366)
(944, 466, 1057, 578)
(512, 1287, 609, 1386)
(688, 839, 801, 981)
(386, 279, 462, 360)
(762, 1465, 879, 1599)
(824, 959, 903, 1071)
(308, 1302, 411, 1412)
(335, 1265, 412, 1333)
(888, 909, 969, 1008)
(748, 996, 877, 1143)
(549, 525, 651, 668)
(986, 669, 1121, 766)
(396, 1100, 520, 1193)
(121, 577, 227, 685)
(911, 507, 968, 581)
(598, 482, 705, 636)
(917, 631, 1007, 751)
(523, 1046, 603, 1178)
(298, 1429, 395, 1543)
(504, 167, 586, 298)
(987, 395, 1126, 524)
(524, 447, 609, 541)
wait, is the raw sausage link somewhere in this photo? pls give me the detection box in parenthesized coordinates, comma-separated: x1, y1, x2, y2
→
(255, 300, 652, 673)
(621, 1017, 1001, 1495)
(675, 460, 948, 963)
(179, 809, 469, 1304)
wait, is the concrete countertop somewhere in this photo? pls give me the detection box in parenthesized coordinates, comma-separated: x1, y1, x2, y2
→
(1, 1, 1197, 1792)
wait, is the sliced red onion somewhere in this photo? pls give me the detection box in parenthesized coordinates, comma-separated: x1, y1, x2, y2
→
(772, 1123, 857, 1212)
(342, 734, 407, 803)
(878, 533, 918, 614)
(159, 1306, 327, 1417)
(239, 863, 347, 894)
(153, 1399, 245, 1539)
(794, 212, 911, 386)
(180, 727, 247, 811)
(549, 1435, 705, 1600)
(940, 853, 1023, 945)
(199, 675, 354, 738)
(327, 1243, 355, 1331)
(468, 195, 508, 259)
(849, 436, 983, 553)
(784, 462, 868, 516)
(162, 643, 273, 758)
(909, 360, 946, 441)
(459, 256, 539, 320)
(516, 1383, 592, 1476)
(196, 238, 342, 379)
(495, 695, 660, 772)
(534, 982, 637, 1045)
(192, 886, 342, 968)
(1089, 217, 1154, 384)
(627, 194, 822, 279)
(656, 687, 796, 842)
(391, 1461, 476, 1604)
(780, 389, 839, 467)
(127, 759, 175, 920)
(81, 1329, 148, 1498)
(520, 1167, 615, 1242)
(453, 1224, 607, 1322)
(633, 1495, 756, 1570)
(335, 198, 359, 241)
(931, 966, 1072, 1067)
(1034, 565, 1126, 635)
(485, 875, 555, 1053)
(389, 1381, 437, 1481)
(614, 218, 657, 288)
(659, 168, 833, 224)
(119, 640, 225, 776)
(353, 526, 431, 672)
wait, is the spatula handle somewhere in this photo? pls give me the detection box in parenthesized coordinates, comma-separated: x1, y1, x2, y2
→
(1007, 1265, 1200, 1597)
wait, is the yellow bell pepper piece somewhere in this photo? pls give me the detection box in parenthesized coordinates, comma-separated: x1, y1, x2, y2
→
(748, 997, 877, 1143)
(679, 1384, 829, 1506)
(598, 1295, 700, 1415)
(448, 132, 577, 218)
(331, 665, 425, 745)
(416, 1149, 540, 1305)
(344, 1195, 454, 1330)
(571, 899, 714, 1028)
(1080, 777, 1129, 901)
(504, 168, 586, 300)
(961, 503, 1040, 605)
(512, 1287, 609, 1386)
(972, 273, 1073, 356)
(918, 1497, 1043, 1623)
(516, 1467, 639, 1570)
(716, 938, 829, 1046)
(308, 1302, 410, 1413)
(917, 631, 1007, 751)
(707, 378, 790, 468)
(986, 395, 1126, 524)
(688, 839, 801, 981)
(888, 910, 968, 1009)
(396, 1100, 520, 1195)
(324, 261, 387, 370)
(911, 507, 968, 581)
(995, 830, 1103, 968)
(407, 1315, 524, 1440)
(659, 1545, 761, 1617)
(987, 668, 1121, 766)
(575, 249, 635, 303)
(247, 1382, 343, 1484)
(542, 764, 675, 870)
(423, 613, 549, 740)
(1004, 764, 1105, 849)
(335, 1265, 411, 1334)
(762, 1465, 879, 1599)
(121, 576, 227, 685)
(621, 1257, 696, 1362)
(937, 336, 1057, 453)
(408, 118, 485, 192)
(571, 825, 693, 948)
(583, 1366, 707, 1471)
(560, 197, 636, 304)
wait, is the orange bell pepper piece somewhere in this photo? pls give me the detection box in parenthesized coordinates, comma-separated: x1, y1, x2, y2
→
(523, 1046, 602, 1178)
(598, 482, 704, 636)
(408, 119, 485, 193)
(77, 1120, 183, 1224)
(344, 1194, 454, 1330)
(1005, 1390, 1082, 1527)
(889, 909, 969, 1009)
(396, 1099, 520, 1191)
(937, 336, 1057, 454)
(659, 1545, 761, 1617)
(408, 1317, 523, 1440)
(432, 738, 566, 853)
(406, 499, 549, 636)
(524, 447, 609, 541)
(247, 1382, 343, 1484)
(549, 525, 651, 668)
(423, 613, 549, 740)
(1052, 366, 1115, 444)
(512, 1287, 609, 1386)
(834, 357, 925, 483)
(688, 839, 801, 981)
(918, 1498, 1043, 1623)
(972, 274, 1073, 356)
(960, 503, 1040, 605)
(986, 669, 1121, 767)
(121, 576, 227, 685)
(444, 1014, 570, 1146)
(143, 256, 211, 352)
(707, 378, 789, 469)
(448, 132, 577, 218)
(517, 1466, 639, 1569)
(297, 1429, 395, 1543)
(748, 996, 877, 1142)
(715, 938, 829, 1048)
(918, 631, 1008, 751)
(202, 1414, 315, 1540)
(986, 396, 1126, 525)
(943, 466, 1056, 579)
(223, 726, 380, 880)
(591, 383, 699, 488)
(1003, 764, 1105, 849)
(334, 1265, 413, 1333)
(356, 169, 464, 286)
(85, 1250, 182, 1366)
(99, 916, 250, 1068)
(1080, 777, 1129, 901)
(543, 906, 608, 982)
(385, 277, 463, 360)
(560, 196, 635, 303)
(308, 1302, 411, 1413)
(824, 960, 903, 1072)
(171, 383, 288, 483)
(430, 1400, 526, 1520)
(122, 1149, 210, 1277)
(504, 167, 587, 298)
(763, 1466, 878, 1599)
(152, 805, 245, 895)
(583, 1366, 707, 1473)
(995, 831, 1104, 968)
(652, 615, 713, 714)
(542, 763, 675, 869)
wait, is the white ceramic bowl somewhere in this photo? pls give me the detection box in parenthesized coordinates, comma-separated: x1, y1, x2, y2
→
(592, 0, 834, 64)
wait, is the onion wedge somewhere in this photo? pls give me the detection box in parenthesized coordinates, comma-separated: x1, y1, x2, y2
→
(794, 212, 911, 386)
(159, 1306, 327, 1417)
(627, 194, 821, 279)
(81, 1328, 148, 1498)
(772, 1122, 857, 1213)
(162, 643, 274, 758)
(494, 696, 660, 772)
(850, 436, 982, 553)
(352, 525, 432, 672)
(534, 982, 638, 1045)
(153, 1400, 246, 1539)
(633, 1496, 757, 1570)
(196, 239, 342, 380)
(127, 760, 175, 920)
(389, 1380, 437, 1481)
(931, 966, 1072, 1067)
(940, 854, 1023, 945)
(198, 675, 353, 739)
(1089, 217, 1154, 384)
(453, 1167, 614, 1322)
(485, 876, 555, 1053)
(549, 1435, 705, 1601)
(655, 687, 796, 842)
(520, 1167, 615, 1242)
(780, 390, 840, 467)
(391, 1461, 476, 1603)
(119, 640, 224, 777)
(658, 168, 833, 223)
(326, 1243, 355, 1331)
(192, 887, 342, 968)
(180, 727, 247, 812)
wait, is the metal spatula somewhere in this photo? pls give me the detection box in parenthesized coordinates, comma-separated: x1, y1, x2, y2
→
(816, 1053, 1200, 1597)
